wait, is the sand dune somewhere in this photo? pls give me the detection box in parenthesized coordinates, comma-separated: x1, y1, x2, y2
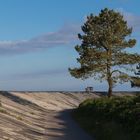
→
(0, 91, 98, 140)
(0, 91, 136, 140)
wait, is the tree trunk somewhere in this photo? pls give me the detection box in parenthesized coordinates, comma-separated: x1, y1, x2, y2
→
(106, 47, 113, 98)
(107, 62, 113, 97)
(108, 79, 112, 98)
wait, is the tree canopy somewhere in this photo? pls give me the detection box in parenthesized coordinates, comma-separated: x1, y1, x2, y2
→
(69, 8, 140, 97)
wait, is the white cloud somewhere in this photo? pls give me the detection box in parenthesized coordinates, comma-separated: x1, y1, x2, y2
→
(0, 24, 80, 55)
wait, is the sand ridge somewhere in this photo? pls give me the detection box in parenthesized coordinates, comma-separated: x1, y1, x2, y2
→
(0, 91, 97, 140)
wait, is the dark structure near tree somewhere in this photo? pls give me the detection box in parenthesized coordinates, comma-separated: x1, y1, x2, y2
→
(69, 8, 140, 97)
(85, 87, 93, 93)
(131, 64, 140, 87)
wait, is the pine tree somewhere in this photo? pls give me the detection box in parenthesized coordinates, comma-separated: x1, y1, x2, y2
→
(69, 8, 140, 97)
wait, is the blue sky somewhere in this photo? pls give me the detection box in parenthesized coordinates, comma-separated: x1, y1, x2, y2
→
(0, 0, 140, 91)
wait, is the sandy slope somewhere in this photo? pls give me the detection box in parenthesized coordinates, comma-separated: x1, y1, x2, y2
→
(0, 91, 98, 140)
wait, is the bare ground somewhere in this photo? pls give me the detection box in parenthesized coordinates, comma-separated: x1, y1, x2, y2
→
(0, 91, 99, 140)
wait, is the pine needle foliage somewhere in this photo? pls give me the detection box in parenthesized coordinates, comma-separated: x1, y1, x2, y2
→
(69, 8, 140, 97)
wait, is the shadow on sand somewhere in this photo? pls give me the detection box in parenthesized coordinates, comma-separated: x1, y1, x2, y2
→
(0, 91, 44, 111)
(45, 109, 94, 140)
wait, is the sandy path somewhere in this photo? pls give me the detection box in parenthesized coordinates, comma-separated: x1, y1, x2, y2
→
(0, 92, 96, 140)
(44, 110, 93, 140)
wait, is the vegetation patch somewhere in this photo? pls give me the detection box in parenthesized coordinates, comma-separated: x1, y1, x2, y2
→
(0, 108, 8, 114)
(73, 95, 140, 140)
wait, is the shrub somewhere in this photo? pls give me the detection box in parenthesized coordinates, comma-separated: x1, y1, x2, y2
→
(74, 95, 140, 140)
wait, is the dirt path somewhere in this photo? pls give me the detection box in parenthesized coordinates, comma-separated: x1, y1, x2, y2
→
(44, 110, 93, 140)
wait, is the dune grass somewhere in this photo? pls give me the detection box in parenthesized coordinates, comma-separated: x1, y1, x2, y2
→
(73, 94, 140, 140)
